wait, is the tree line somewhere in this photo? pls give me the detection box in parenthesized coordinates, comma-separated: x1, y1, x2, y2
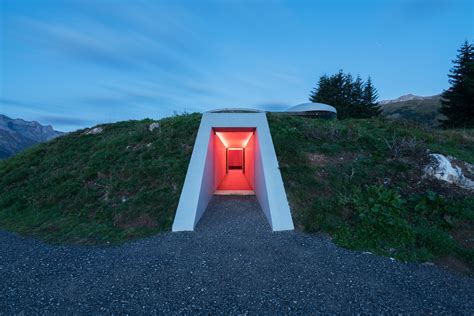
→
(309, 71, 380, 119)
(309, 40, 473, 128)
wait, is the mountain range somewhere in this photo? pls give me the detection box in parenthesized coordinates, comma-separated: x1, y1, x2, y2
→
(0, 114, 63, 159)
(380, 94, 444, 127)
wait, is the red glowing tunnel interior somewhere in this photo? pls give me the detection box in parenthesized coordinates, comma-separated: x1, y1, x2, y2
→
(213, 128, 256, 192)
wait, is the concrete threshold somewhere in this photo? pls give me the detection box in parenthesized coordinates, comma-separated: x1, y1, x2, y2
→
(214, 190, 255, 195)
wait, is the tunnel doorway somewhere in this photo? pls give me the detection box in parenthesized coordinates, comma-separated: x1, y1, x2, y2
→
(227, 148, 244, 171)
(172, 112, 294, 232)
(214, 128, 254, 194)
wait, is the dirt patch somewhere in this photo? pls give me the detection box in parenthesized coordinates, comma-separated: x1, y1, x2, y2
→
(114, 213, 158, 229)
(383, 153, 473, 199)
(410, 170, 474, 199)
(306, 152, 361, 167)
(434, 256, 473, 276)
(305, 152, 361, 198)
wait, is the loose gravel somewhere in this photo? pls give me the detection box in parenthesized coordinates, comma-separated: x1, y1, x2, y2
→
(1, 195, 473, 314)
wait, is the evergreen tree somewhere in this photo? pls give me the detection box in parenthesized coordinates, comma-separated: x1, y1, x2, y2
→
(352, 75, 365, 105)
(309, 70, 381, 119)
(362, 77, 381, 118)
(439, 40, 474, 128)
(350, 75, 365, 118)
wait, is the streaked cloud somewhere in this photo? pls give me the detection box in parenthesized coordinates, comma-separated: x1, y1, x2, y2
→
(1, 0, 472, 132)
(38, 115, 91, 127)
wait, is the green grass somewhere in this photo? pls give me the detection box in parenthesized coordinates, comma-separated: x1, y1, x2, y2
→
(0, 112, 473, 270)
(0, 113, 201, 244)
(267, 114, 474, 267)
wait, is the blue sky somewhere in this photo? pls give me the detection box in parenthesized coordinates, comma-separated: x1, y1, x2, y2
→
(1, 0, 473, 131)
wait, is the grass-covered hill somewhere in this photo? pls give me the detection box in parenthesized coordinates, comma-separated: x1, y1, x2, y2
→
(381, 95, 444, 127)
(268, 114, 473, 272)
(0, 113, 473, 271)
(0, 114, 200, 244)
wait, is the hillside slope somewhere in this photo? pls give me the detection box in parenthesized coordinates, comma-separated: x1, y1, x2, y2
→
(0, 114, 200, 244)
(268, 114, 473, 271)
(0, 114, 63, 159)
(381, 95, 444, 127)
(0, 113, 472, 270)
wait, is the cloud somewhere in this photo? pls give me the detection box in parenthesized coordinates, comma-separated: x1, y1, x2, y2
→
(0, 97, 91, 130)
(0, 98, 60, 115)
(16, 5, 212, 79)
(0, 97, 31, 108)
(38, 115, 90, 126)
(80, 85, 175, 109)
(19, 19, 137, 70)
(399, 0, 455, 19)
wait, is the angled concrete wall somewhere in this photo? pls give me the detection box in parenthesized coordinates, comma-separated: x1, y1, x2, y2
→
(172, 112, 294, 232)
(213, 133, 227, 190)
(244, 134, 255, 189)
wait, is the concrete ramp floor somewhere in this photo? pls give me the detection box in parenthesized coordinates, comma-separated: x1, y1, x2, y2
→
(196, 195, 269, 233)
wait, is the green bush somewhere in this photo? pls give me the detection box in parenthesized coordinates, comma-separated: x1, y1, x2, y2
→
(336, 185, 415, 256)
(411, 191, 459, 227)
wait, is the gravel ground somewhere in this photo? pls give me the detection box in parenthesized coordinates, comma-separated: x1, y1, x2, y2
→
(1, 195, 473, 314)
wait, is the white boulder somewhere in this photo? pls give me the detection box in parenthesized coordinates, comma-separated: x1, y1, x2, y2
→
(83, 127, 103, 135)
(149, 122, 160, 132)
(424, 153, 474, 190)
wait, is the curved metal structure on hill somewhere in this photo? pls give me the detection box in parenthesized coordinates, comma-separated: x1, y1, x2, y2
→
(286, 102, 337, 119)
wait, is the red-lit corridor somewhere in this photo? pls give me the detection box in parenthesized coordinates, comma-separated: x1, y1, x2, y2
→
(216, 170, 252, 191)
(213, 128, 255, 193)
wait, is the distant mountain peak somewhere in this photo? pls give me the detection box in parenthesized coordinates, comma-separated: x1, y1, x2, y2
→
(0, 114, 63, 159)
(380, 94, 440, 105)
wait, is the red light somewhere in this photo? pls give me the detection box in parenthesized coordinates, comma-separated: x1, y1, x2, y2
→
(214, 131, 253, 148)
(213, 129, 255, 191)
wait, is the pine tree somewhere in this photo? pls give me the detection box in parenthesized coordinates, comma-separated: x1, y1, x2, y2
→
(362, 77, 381, 118)
(308, 71, 381, 119)
(439, 40, 474, 128)
(309, 70, 353, 119)
(350, 75, 365, 118)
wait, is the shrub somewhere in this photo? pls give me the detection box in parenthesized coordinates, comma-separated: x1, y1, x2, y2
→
(383, 135, 426, 159)
(346, 185, 415, 251)
(411, 191, 458, 228)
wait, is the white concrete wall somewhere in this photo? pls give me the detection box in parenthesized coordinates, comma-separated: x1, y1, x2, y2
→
(244, 134, 255, 189)
(172, 128, 214, 231)
(253, 131, 271, 225)
(194, 132, 215, 227)
(172, 112, 294, 232)
(213, 133, 227, 189)
(252, 123, 294, 231)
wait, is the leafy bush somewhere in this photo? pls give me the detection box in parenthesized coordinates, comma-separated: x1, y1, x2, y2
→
(410, 191, 459, 228)
(335, 186, 472, 262)
(336, 185, 415, 256)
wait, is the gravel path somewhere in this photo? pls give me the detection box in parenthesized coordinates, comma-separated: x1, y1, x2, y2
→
(1, 195, 473, 314)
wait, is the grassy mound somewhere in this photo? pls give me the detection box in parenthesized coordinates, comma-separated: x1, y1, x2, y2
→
(1, 112, 473, 271)
(268, 114, 473, 269)
(0, 113, 200, 244)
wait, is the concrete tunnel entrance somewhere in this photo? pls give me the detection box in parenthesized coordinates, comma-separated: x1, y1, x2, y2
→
(172, 112, 294, 232)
